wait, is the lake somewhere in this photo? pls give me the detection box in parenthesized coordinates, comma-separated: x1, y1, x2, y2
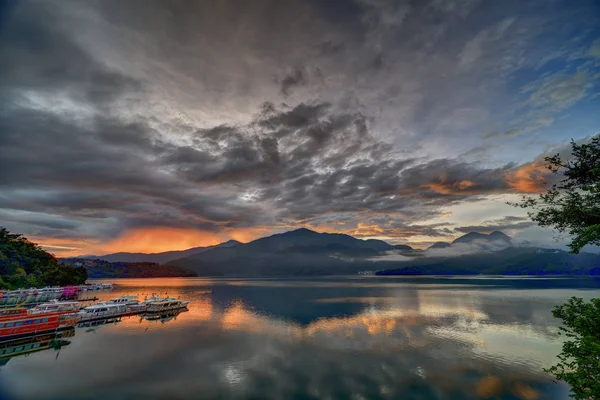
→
(1, 276, 599, 400)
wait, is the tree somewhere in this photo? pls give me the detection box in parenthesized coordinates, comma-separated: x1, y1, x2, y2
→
(544, 297, 600, 400)
(513, 135, 600, 253)
(0, 226, 87, 289)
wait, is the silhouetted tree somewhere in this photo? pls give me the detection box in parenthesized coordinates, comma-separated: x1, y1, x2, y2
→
(513, 135, 600, 253)
(544, 297, 600, 400)
(0, 227, 87, 289)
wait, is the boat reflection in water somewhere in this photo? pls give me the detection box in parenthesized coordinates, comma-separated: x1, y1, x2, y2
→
(0, 328, 75, 366)
(0, 307, 188, 367)
(78, 316, 123, 331)
(142, 308, 188, 323)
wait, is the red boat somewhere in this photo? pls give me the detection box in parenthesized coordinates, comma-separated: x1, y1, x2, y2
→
(0, 308, 28, 321)
(0, 309, 78, 340)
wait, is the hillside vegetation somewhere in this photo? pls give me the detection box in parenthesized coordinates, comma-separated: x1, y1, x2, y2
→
(0, 227, 87, 289)
(376, 247, 600, 276)
(60, 258, 198, 278)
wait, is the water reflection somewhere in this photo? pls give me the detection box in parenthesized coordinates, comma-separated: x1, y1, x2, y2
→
(0, 329, 74, 366)
(0, 277, 587, 399)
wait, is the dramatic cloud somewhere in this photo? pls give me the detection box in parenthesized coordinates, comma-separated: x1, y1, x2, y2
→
(280, 68, 308, 96)
(0, 0, 598, 254)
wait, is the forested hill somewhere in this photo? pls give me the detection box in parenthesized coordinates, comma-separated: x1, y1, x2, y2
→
(0, 227, 87, 289)
(375, 247, 600, 276)
(60, 258, 199, 278)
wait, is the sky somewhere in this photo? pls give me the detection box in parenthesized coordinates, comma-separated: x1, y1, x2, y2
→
(0, 0, 599, 256)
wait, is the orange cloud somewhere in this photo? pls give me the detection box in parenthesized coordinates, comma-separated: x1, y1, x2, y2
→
(424, 180, 477, 195)
(44, 226, 278, 257)
(101, 227, 223, 254)
(455, 180, 476, 190)
(506, 162, 547, 193)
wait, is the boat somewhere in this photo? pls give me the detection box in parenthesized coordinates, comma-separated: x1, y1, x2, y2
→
(77, 302, 130, 322)
(108, 296, 147, 312)
(108, 296, 140, 306)
(78, 302, 128, 320)
(142, 294, 166, 303)
(79, 283, 114, 291)
(30, 300, 80, 315)
(144, 297, 189, 313)
(0, 308, 28, 321)
(0, 285, 82, 307)
(0, 310, 78, 339)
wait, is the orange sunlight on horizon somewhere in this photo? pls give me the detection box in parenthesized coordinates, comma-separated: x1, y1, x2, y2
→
(101, 227, 223, 254)
(44, 226, 280, 257)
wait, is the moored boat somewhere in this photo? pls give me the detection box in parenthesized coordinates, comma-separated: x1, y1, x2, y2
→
(141, 294, 166, 303)
(79, 283, 114, 291)
(30, 300, 80, 315)
(108, 296, 140, 306)
(77, 302, 129, 322)
(0, 308, 28, 321)
(109, 295, 148, 312)
(145, 297, 189, 313)
(0, 311, 78, 339)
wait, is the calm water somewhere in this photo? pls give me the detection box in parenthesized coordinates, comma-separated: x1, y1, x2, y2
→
(1, 276, 599, 400)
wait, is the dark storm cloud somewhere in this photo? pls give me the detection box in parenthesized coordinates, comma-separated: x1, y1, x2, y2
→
(0, 107, 266, 238)
(0, 87, 521, 242)
(398, 159, 515, 199)
(280, 68, 307, 96)
(156, 101, 523, 223)
(0, 2, 141, 108)
(1, 0, 596, 249)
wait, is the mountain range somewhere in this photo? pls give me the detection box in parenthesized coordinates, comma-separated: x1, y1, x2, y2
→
(69, 228, 600, 277)
(81, 240, 240, 264)
(427, 231, 511, 249)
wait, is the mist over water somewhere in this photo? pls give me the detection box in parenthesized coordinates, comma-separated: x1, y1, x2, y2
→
(2, 276, 598, 400)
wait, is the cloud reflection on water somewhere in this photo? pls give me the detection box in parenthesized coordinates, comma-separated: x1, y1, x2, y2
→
(0, 277, 578, 399)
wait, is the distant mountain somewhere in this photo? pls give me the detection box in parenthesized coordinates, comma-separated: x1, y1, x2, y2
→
(428, 242, 451, 249)
(452, 231, 511, 244)
(241, 228, 394, 252)
(82, 240, 240, 264)
(488, 231, 512, 241)
(167, 228, 600, 277)
(74, 228, 600, 277)
(168, 228, 395, 276)
(376, 247, 600, 276)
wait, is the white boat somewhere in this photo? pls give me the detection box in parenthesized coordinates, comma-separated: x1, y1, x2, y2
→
(30, 300, 80, 314)
(108, 296, 140, 306)
(141, 294, 166, 304)
(145, 297, 189, 313)
(99, 283, 114, 290)
(108, 296, 147, 312)
(77, 302, 129, 321)
(81, 283, 114, 291)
